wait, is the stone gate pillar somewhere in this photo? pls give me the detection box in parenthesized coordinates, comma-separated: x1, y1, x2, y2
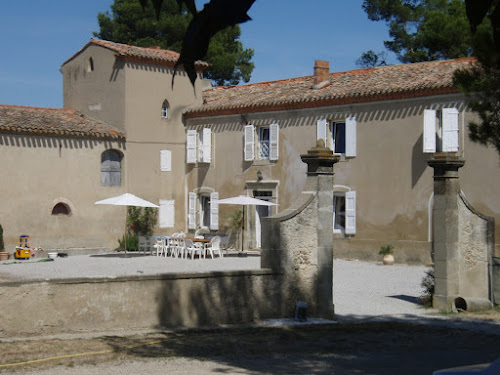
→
(428, 154, 493, 311)
(261, 141, 339, 319)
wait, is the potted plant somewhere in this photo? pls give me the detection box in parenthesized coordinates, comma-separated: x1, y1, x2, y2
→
(379, 243, 394, 265)
(0, 224, 9, 261)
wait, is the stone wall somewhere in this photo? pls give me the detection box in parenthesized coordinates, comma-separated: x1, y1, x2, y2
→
(458, 192, 495, 306)
(0, 270, 284, 337)
(260, 144, 336, 319)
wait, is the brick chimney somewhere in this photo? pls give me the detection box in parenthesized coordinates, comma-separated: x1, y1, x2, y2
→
(314, 60, 330, 85)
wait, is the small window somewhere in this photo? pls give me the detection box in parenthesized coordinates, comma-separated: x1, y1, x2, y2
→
(333, 194, 346, 233)
(258, 127, 270, 160)
(101, 149, 122, 187)
(87, 57, 94, 72)
(317, 118, 356, 157)
(330, 122, 346, 154)
(52, 202, 70, 215)
(161, 100, 169, 119)
(244, 124, 279, 161)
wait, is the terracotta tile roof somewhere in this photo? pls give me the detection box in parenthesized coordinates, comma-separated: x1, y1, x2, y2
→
(185, 57, 476, 118)
(62, 38, 209, 69)
(0, 105, 125, 139)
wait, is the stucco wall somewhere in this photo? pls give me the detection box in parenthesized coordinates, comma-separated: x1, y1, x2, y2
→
(0, 134, 126, 251)
(0, 270, 285, 337)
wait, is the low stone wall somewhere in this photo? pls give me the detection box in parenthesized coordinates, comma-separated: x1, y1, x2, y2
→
(333, 238, 432, 265)
(0, 270, 285, 337)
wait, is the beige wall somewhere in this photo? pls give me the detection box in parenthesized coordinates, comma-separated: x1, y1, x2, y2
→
(62, 45, 126, 131)
(186, 94, 500, 262)
(0, 134, 126, 251)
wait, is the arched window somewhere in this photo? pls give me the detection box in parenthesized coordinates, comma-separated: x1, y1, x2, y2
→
(52, 202, 70, 215)
(87, 57, 94, 72)
(161, 100, 169, 119)
(101, 150, 122, 186)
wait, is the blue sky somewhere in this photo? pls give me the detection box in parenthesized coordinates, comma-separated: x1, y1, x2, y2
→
(0, 0, 395, 109)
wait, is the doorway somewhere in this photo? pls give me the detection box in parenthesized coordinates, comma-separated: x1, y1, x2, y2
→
(254, 191, 273, 248)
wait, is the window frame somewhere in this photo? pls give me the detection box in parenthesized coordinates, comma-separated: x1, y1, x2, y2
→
(161, 100, 169, 119)
(101, 149, 122, 187)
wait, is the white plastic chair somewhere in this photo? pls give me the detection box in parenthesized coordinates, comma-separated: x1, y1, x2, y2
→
(205, 236, 223, 259)
(185, 239, 203, 259)
(138, 236, 152, 255)
(153, 237, 166, 257)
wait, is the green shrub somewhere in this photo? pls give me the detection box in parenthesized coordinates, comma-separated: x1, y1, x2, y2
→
(118, 234, 138, 251)
(378, 243, 394, 256)
(419, 268, 435, 308)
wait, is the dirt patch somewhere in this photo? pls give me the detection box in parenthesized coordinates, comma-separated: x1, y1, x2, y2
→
(1, 321, 499, 374)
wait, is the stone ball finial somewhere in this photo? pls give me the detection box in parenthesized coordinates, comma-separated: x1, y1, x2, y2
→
(316, 139, 326, 149)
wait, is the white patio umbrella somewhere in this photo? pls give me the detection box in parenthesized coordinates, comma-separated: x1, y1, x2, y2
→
(95, 193, 159, 253)
(217, 195, 276, 252)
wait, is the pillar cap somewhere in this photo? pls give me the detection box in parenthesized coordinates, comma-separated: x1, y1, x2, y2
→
(300, 140, 340, 176)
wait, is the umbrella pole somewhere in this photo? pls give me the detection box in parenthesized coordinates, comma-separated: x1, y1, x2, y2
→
(124, 207, 128, 254)
(241, 205, 244, 253)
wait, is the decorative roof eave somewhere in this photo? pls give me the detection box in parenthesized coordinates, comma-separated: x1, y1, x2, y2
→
(184, 86, 460, 119)
(0, 126, 125, 140)
(116, 54, 208, 70)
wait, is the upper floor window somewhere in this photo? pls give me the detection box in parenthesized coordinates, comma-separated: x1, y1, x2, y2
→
(101, 149, 122, 187)
(161, 100, 169, 119)
(317, 117, 357, 157)
(87, 57, 94, 73)
(423, 108, 459, 153)
(244, 123, 279, 161)
(186, 128, 212, 164)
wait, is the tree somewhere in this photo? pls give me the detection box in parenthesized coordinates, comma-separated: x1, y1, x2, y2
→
(355, 50, 387, 68)
(453, 1, 500, 155)
(94, 0, 255, 86)
(361, 0, 473, 63)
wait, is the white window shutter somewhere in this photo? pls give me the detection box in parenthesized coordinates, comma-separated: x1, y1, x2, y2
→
(269, 123, 279, 160)
(244, 124, 255, 161)
(442, 108, 459, 152)
(316, 119, 327, 146)
(345, 191, 356, 235)
(186, 130, 197, 163)
(210, 192, 219, 230)
(423, 109, 437, 153)
(188, 192, 197, 230)
(202, 128, 212, 163)
(159, 200, 174, 228)
(345, 117, 357, 157)
(160, 150, 172, 172)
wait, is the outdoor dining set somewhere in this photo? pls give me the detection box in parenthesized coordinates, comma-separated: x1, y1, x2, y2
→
(138, 234, 223, 259)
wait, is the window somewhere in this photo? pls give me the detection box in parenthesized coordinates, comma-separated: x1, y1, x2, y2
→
(333, 190, 356, 235)
(87, 57, 94, 72)
(161, 100, 169, 119)
(258, 127, 270, 159)
(101, 150, 122, 186)
(52, 202, 70, 215)
(244, 123, 279, 161)
(159, 200, 175, 228)
(331, 122, 346, 154)
(423, 108, 459, 153)
(317, 117, 356, 157)
(160, 150, 172, 172)
(186, 128, 212, 163)
(188, 191, 218, 230)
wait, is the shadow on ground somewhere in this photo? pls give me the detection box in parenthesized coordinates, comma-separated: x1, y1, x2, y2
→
(100, 321, 500, 374)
